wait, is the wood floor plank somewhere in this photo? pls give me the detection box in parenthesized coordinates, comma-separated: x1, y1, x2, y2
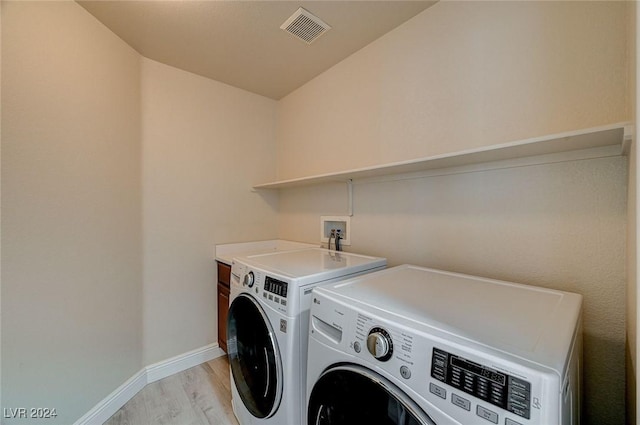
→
(103, 356, 238, 425)
(180, 364, 238, 425)
(207, 356, 233, 393)
(104, 389, 150, 425)
(146, 373, 205, 425)
(203, 358, 239, 425)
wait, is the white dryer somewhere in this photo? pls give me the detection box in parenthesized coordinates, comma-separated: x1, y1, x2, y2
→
(227, 248, 386, 425)
(307, 265, 582, 425)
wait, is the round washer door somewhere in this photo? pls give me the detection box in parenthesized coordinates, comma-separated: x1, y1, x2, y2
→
(308, 364, 436, 425)
(227, 293, 283, 419)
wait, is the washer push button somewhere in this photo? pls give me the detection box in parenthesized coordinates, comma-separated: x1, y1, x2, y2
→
(451, 393, 471, 411)
(429, 383, 446, 399)
(476, 405, 498, 424)
(477, 377, 490, 399)
(463, 373, 475, 393)
(431, 349, 448, 382)
(400, 366, 411, 379)
(507, 377, 531, 419)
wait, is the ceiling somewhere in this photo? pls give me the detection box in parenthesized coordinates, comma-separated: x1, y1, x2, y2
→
(78, 1, 437, 100)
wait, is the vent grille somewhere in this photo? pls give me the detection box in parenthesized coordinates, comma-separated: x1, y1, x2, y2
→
(281, 7, 331, 44)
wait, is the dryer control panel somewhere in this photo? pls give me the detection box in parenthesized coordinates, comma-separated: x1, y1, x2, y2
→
(431, 348, 531, 420)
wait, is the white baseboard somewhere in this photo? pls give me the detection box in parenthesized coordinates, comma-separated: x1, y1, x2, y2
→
(146, 343, 225, 384)
(73, 343, 226, 425)
(72, 369, 147, 425)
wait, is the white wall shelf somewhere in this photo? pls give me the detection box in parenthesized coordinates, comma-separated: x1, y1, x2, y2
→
(254, 122, 633, 190)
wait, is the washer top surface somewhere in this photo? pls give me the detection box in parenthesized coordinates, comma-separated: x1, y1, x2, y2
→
(234, 248, 386, 283)
(316, 264, 582, 370)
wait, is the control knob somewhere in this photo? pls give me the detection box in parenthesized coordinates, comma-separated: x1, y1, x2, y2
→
(243, 271, 255, 288)
(367, 327, 393, 361)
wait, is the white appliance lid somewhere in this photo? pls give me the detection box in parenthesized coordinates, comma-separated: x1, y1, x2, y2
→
(320, 265, 582, 369)
(235, 248, 386, 282)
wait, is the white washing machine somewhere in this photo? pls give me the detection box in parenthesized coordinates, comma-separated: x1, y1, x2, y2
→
(307, 265, 582, 425)
(227, 247, 386, 425)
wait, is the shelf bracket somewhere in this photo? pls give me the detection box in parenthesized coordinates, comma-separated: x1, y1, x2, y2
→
(623, 124, 634, 155)
(347, 179, 353, 217)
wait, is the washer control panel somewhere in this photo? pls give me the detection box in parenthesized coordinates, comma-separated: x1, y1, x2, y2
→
(232, 261, 289, 313)
(256, 274, 289, 312)
(431, 348, 532, 420)
(264, 276, 288, 299)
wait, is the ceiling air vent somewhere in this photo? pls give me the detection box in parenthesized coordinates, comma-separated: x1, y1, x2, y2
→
(280, 7, 331, 45)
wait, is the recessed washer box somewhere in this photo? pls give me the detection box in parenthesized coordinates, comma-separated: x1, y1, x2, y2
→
(320, 216, 351, 246)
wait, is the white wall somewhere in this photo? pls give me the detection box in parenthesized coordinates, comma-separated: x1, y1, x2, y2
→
(1, 0, 4, 412)
(0, 1, 633, 423)
(279, 160, 627, 423)
(141, 58, 278, 365)
(277, 1, 628, 181)
(629, 2, 638, 424)
(1, 3, 280, 422)
(276, 2, 630, 424)
(1, 2, 142, 424)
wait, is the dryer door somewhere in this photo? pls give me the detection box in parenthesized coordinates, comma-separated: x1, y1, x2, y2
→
(308, 364, 436, 425)
(227, 293, 283, 419)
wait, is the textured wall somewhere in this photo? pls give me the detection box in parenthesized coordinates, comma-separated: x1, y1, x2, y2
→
(1, 0, 4, 410)
(141, 58, 278, 365)
(2, 2, 142, 424)
(0, 1, 633, 424)
(277, 1, 629, 181)
(278, 157, 627, 424)
(2, 4, 280, 421)
(276, 1, 630, 423)
(628, 2, 638, 424)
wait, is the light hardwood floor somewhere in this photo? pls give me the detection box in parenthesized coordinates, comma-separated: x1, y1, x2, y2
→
(104, 356, 239, 425)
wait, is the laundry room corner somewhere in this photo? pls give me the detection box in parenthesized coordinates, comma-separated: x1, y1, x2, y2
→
(140, 57, 280, 366)
(1, 0, 636, 424)
(275, 2, 630, 423)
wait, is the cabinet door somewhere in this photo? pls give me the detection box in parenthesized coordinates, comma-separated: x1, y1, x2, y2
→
(217, 283, 230, 352)
(217, 261, 231, 286)
(216, 261, 231, 353)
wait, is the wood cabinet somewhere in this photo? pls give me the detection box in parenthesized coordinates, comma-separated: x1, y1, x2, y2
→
(217, 261, 231, 353)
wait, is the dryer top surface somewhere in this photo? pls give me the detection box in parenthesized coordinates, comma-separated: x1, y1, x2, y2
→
(316, 264, 582, 368)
